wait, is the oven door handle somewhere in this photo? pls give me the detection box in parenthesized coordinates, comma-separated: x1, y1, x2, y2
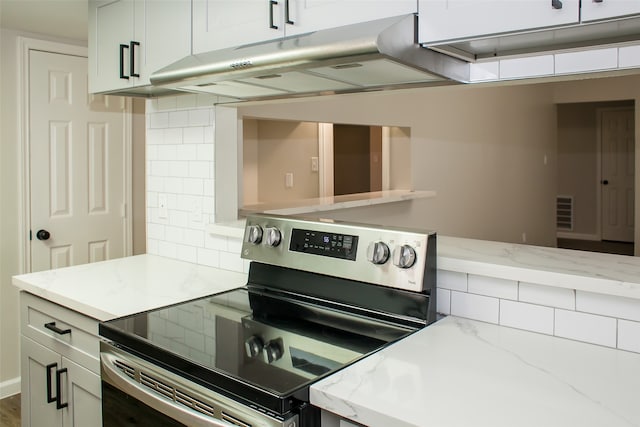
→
(101, 352, 236, 427)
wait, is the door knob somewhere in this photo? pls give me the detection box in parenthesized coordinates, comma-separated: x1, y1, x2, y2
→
(602, 180, 609, 185)
(36, 229, 51, 240)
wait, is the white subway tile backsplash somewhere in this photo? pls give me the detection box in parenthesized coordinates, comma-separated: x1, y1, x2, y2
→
(438, 270, 467, 292)
(205, 234, 228, 251)
(227, 238, 243, 254)
(189, 109, 211, 127)
(554, 309, 617, 348)
(169, 110, 189, 128)
(468, 275, 518, 300)
(147, 176, 164, 192)
(183, 178, 204, 195)
(165, 226, 183, 244)
(158, 241, 178, 259)
(202, 197, 215, 214)
(147, 191, 158, 208)
(149, 112, 169, 129)
(169, 210, 189, 228)
(204, 125, 215, 143)
(176, 94, 197, 109)
(197, 248, 220, 268)
(147, 223, 165, 240)
(175, 244, 197, 263)
(499, 300, 554, 335)
(451, 291, 499, 324)
(157, 145, 178, 160)
(168, 161, 189, 177)
(184, 229, 205, 247)
(176, 144, 198, 160)
(184, 127, 205, 144)
(164, 128, 183, 144)
(519, 282, 575, 310)
(147, 238, 159, 254)
(146, 129, 164, 145)
(189, 161, 212, 179)
(197, 144, 214, 161)
(150, 160, 169, 177)
(436, 288, 451, 315)
(219, 251, 244, 272)
(165, 177, 183, 194)
(618, 320, 640, 353)
(204, 179, 215, 197)
(576, 291, 640, 322)
(157, 96, 178, 111)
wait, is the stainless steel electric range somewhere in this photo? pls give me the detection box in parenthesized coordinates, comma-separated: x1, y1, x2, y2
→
(99, 214, 436, 427)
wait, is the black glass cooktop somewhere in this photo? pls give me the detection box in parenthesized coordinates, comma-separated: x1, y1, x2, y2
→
(99, 286, 415, 415)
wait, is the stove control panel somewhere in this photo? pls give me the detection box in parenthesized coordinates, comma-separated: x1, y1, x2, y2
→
(241, 214, 435, 293)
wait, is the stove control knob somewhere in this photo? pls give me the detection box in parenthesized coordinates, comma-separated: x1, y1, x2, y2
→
(244, 335, 264, 358)
(262, 340, 283, 364)
(366, 241, 390, 265)
(264, 227, 282, 247)
(247, 225, 263, 244)
(393, 245, 417, 269)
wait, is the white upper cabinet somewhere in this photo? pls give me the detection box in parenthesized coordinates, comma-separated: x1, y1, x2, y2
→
(581, 0, 640, 22)
(418, 0, 580, 45)
(285, 0, 417, 37)
(192, 0, 418, 54)
(89, 0, 191, 94)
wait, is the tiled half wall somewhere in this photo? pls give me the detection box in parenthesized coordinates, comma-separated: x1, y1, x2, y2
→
(145, 96, 640, 356)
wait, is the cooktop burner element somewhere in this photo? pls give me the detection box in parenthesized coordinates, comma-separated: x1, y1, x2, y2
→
(99, 214, 436, 427)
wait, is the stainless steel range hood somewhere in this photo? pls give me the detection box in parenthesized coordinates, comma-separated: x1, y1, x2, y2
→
(150, 14, 470, 102)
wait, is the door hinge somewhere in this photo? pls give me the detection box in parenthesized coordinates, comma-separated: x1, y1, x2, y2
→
(29, 230, 32, 241)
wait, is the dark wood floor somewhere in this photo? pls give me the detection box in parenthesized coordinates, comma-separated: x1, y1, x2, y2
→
(557, 238, 635, 256)
(0, 394, 20, 427)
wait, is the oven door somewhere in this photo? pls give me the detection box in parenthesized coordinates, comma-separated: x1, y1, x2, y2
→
(100, 341, 297, 427)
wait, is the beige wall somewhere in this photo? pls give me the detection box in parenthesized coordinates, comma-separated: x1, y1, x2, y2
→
(132, 98, 147, 255)
(389, 126, 411, 190)
(239, 81, 558, 246)
(244, 119, 320, 204)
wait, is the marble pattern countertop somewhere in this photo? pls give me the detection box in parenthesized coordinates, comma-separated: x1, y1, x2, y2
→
(311, 316, 640, 427)
(12, 254, 248, 321)
(439, 236, 640, 299)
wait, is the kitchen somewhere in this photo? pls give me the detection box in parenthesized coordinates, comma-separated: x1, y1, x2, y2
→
(2, 1, 640, 426)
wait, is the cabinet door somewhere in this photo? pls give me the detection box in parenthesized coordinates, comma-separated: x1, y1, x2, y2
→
(133, 0, 192, 86)
(62, 358, 102, 427)
(285, 0, 417, 36)
(192, 0, 284, 54)
(582, 0, 640, 22)
(418, 0, 580, 44)
(21, 336, 63, 427)
(88, 0, 135, 93)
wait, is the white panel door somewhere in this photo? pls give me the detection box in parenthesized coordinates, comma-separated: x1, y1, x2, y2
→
(30, 50, 128, 272)
(601, 108, 635, 242)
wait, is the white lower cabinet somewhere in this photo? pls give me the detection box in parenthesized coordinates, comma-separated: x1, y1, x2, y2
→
(20, 292, 102, 427)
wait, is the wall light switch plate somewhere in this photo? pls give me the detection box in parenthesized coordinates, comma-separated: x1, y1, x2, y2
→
(285, 172, 294, 188)
(311, 156, 319, 172)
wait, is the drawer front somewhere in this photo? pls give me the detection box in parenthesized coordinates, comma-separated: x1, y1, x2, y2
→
(21, 292, 100, 374)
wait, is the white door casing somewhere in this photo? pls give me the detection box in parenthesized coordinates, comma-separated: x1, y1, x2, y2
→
(27, 46, 131, 272)
(600, 107, 635, 242)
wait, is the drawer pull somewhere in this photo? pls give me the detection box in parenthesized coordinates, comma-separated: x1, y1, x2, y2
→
(45, 322, 71, 335)
(46, 363, 57, 403)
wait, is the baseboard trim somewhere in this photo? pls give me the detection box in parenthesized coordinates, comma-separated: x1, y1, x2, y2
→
(556, 232, 600, 241)
(0, 377, 20, 399)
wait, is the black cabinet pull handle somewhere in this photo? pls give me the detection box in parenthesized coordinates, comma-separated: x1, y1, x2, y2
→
(285, 0, 293, 24)
(56, 368, 68, 410)
(45, 322, 71, 335)
(130, 41, 140, 78)
(269, 0, 278, 29)
(119, 44, 129, 79)
(46, 363, 57, 404)
(551, 0, 563, 9)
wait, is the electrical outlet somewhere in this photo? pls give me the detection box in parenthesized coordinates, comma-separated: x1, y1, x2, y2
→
(311, 157, 319, 172)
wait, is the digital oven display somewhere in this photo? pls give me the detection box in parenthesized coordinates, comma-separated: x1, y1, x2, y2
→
(289, 228, 358, 260)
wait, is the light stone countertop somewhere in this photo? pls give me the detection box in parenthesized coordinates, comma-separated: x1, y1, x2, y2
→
(12, 254, 248, 321)
(311, 316, 640, 427)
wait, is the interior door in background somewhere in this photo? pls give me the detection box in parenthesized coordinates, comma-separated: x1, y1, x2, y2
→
(29, 50, 129, 272)
(601, 107, 635, 242)
(333, 124, 382, 196)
